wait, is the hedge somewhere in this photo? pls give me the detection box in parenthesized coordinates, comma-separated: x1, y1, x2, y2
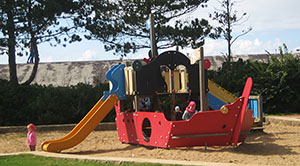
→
(1, 46, 299, 125)
(208, 45, 300, 114)
(0, 80, 110, 126)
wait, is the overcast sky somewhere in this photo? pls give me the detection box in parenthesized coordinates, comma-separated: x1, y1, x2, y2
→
(1, 0, 300, 64)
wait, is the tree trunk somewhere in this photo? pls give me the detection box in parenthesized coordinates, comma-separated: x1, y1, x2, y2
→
(6, 3, 18, 84)
(226, 0, 232, 62)
(22, 39, 39, 85)
(227, 38, 231, 62)
(22, 2, 39, 86)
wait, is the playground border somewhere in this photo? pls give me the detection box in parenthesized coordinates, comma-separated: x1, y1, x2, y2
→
(0, 151, 259, 166)
(265, 116, 300, 127)
(1, 116, 300, 133)
(0, 122, 116, 133)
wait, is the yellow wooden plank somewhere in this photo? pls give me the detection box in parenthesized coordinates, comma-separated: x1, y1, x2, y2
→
(208, 79, 237, 103)
(173, 70, 180, 91)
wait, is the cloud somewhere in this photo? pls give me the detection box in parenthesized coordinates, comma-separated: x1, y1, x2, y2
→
(195, 0, 300, 32)
(293, 47, 300, 53)
(233, 38, 283, 55)
(203, 39, 228, 56)
(78, 49, 97, 61)
(197, 38, 283, 56)
(125, 38, 284, 60)
(235, 0, 300, 31)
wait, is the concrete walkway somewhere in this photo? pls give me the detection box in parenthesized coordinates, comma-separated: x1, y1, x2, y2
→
(265, 115, 300, 127)
(1, 151, 259, 166)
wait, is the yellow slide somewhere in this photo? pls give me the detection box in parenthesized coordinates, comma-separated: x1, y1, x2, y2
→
(41, 94, 118, 152)
(208, 79, 237, 104)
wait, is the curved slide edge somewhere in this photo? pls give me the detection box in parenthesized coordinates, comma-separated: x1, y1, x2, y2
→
(41, 63, 126, 152)
(41, 97, 104, 150)
(41, 94, 118, 152)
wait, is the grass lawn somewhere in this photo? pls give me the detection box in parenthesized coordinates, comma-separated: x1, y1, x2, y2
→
(0, 154, 168, 166)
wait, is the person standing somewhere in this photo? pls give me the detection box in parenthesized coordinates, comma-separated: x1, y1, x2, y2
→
(26, 123, 37, 151)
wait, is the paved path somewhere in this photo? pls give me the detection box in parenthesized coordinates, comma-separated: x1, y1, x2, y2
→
(0, 151, 260, 166)
(265, 115, 300, 126)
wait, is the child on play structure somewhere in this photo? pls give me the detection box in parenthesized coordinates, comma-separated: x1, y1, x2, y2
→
(174, 106, 183, 120)
(26, 123, 37, 151)
(139, 97, 151, 111)
(182, 101, 197, 120)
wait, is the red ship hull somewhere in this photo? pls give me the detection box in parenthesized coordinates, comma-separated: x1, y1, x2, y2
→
(115, 78, 255, 148)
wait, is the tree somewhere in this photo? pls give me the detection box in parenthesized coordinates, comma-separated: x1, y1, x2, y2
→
(210, 0, 252, 62)
(76, 0, 213, 56)
(0, 0, 80, 85)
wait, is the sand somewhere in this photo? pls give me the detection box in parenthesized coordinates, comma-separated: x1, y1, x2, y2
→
(1, 123, 300, 166)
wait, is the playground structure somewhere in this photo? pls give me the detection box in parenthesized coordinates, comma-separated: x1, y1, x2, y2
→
(42, 50, 257, 152)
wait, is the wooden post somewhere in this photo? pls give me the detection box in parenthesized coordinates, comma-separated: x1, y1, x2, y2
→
(149, 13, 158, 58)
(170, 70, 175, 121)
(199, 47, 208, 111)
(133, 70, 139, 112)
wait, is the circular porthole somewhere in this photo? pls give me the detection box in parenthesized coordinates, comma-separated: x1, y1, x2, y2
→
(142, 118, 151, 142)
(222, 124, 226, 129)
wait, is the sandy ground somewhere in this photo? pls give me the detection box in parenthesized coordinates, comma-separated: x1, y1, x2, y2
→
(1, 123, 300, 166)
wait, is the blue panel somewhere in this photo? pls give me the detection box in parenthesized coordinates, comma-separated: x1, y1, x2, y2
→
(248, 99, 258, 118)
(208, 93, 226, 110)
(103, 64, 126, 100)
(208, 91, 261, 119)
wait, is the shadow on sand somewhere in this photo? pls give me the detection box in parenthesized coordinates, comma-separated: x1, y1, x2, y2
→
(63, 129, 298, 156)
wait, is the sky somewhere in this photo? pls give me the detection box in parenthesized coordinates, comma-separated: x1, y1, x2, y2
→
(1, 0, 300, 64)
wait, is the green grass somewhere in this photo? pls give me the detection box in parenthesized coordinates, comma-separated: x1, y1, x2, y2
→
(0, 154, 170, 166)
(0, 134, 27, 140)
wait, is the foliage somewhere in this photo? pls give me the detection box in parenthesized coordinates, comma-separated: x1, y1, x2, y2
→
(0, 0, 81, 84)
(209, 0, 252, 61)
(1, 0, 215, 84)
(76, 0, 213, 56)
(0, 154, 167, 166)
(208, 44, 300, 114)
(0, 0, 80, 48)
(0, 79, 110, 126)
(1, 43, 300, 125)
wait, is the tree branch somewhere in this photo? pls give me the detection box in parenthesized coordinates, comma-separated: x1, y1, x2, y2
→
(230, 27, 252, 45)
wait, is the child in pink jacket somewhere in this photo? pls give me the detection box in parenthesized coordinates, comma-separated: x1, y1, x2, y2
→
(27, 123, 37, 151)
(182, 101, 197, 120)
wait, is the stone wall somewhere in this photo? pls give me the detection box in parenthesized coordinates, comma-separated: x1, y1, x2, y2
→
(0, 60, 134, 86)
(0, 53, 297, 86)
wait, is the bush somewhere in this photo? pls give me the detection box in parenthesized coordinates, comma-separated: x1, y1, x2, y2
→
(0, 80, 110, 126)
(208, 44, 300, 114)
(1, 44, 299, 125)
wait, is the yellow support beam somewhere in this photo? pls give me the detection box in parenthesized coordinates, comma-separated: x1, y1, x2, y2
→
(124, 67, 135, 95)
(173, 70, 180, 91)
(208, 79, 237, 103)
